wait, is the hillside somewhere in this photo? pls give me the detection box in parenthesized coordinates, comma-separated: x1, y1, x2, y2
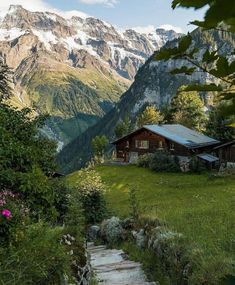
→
(58, 28, 235, 172)
(67, 164, 235, 279)
(0, 5, 182, 146)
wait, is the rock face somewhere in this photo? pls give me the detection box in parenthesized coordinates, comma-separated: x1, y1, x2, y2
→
(0, 5, 182, 145)
(88, 242, 158, 284)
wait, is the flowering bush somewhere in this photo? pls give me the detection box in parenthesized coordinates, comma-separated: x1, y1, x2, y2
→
(0, 190, 29, 245)
(76, 168, 107, 224)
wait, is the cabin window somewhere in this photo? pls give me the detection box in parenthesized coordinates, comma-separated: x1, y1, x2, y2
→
(135, 140, 149, 149)
(170, 143, 175, 150)
(158, 141, 163, 149)
(126, 141, 130, 148)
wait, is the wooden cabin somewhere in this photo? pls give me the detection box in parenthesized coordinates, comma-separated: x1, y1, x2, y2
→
(112, 124, 220, 163)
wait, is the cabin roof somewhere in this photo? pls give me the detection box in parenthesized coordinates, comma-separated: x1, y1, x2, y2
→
(213, 140, 235, 150)
(197, 153, 219, 162)
(112, 124, 220, 149)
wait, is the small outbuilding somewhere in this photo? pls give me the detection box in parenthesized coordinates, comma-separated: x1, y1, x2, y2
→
(213, 140, 235, 164)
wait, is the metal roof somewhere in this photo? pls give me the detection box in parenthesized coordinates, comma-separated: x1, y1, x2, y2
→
(144, 124, 220, 148)
(213, 140, 235, 150)
(197, 153, 219, 162)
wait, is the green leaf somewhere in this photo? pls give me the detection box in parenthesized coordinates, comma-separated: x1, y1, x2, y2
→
(178, 35, 192, 53)
(179, 83, 223, 92)
(220, 92, 235, 101)
(170, 66, 196, 75)
(202, 50, 218, 64)
(172, 0, 211, 10)
(155, 47, 179, 61)
(210, 56, 230, 77)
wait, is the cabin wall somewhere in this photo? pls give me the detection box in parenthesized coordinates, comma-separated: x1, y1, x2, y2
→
(216, 145, 235, 163)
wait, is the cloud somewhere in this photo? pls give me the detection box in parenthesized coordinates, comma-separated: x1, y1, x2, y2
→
(79, 0, 118, 8)
(132, 24, 183, 34)
(0, 0, 51, 15)
(0, 1, 90, 20)
(158, 24, 183, 33)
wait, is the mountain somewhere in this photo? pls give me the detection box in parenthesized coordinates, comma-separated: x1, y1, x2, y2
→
(0, 5, 182, 147)
(57, 28, 235, 173)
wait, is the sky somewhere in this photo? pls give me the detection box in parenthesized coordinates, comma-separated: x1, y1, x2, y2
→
(0, 0, 207, 33)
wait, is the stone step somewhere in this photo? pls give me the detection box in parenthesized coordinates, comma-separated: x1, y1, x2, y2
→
(88, 244, 158, 285)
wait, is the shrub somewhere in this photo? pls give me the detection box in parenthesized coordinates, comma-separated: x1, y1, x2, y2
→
(149, 151, 181, 173)
(0, 223, 72, 285)
(137, 154, 153, 168)
(76, 168, 107, 224)
(101, 217, 124, 244)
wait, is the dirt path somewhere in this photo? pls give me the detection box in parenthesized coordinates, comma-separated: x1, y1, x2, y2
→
(87, 243, 157, 285)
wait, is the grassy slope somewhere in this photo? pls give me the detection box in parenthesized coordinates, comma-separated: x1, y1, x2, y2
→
(68, 165, 235, 265)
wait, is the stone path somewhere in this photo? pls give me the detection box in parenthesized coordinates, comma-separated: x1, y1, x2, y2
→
(87, 243, 157, 285)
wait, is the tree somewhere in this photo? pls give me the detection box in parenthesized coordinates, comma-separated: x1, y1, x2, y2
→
(92, 135, 108, 158)
(155, 0, 235, 125)
(170, 91, 207, 131)
(137, 106, 164, 128)
(0, 57, 12, 101)
(115, 116, 132, 139)
(206, 103, 235, 141)
(76, 168, 107, 224)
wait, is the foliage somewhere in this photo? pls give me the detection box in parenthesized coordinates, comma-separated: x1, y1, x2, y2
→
(206, 103, 235, 141)
(0, 58, 13, 101)
(137, 154, 153, 168)
(170, 91, 207, 131)
(114, 116, 132, 139)
(137, 106, 164, 128)
(0, 224, 73, 285)
(128, 187, 140, 222)
(92, 135, 109, 158)
(100, 216, 124, 244)
(75, 168, 107, 224)
(0, 60, 62, 220)
(155, 0, 235, 122)
(171, 0, 235, 33)
(137, 152, 180, 173)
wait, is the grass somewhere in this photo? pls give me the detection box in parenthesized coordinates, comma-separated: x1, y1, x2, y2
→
(68, 165, 235, 271)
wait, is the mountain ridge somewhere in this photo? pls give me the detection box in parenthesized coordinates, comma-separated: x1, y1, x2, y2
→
(0, 4, 182, 146)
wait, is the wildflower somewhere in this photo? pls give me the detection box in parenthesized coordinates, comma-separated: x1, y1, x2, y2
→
(2, 209, 12, 220)
(0, 199, 6, 206)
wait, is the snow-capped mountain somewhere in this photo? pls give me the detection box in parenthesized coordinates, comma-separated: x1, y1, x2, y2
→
(0, 5, 182, 146)
(0, 5, 182, 80)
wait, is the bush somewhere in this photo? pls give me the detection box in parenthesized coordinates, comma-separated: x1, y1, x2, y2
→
(76, 168, 107, 224)
(138, 152, 180, 173)
(137, 154, 153, 168)
(0, 223, 72, 285)
(101, 217, 124, 244)
(188, 157, 206, 173)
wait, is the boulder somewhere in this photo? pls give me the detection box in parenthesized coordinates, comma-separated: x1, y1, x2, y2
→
(87, 225, 100, 241)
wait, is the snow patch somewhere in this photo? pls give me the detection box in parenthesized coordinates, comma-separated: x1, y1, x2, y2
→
(31, 29, 58, 50)
(0, 28, 26, 41)
(132, 25, 156, 35)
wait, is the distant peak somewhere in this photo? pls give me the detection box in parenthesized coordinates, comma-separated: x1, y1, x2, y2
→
(8, 5, 24, 12)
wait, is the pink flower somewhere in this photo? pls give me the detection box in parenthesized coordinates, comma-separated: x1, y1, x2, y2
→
(0, 199, 6, 206)
(2, 209, 12, 220)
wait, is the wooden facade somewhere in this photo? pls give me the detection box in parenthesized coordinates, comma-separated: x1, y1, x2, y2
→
(213, 141, 235, 163)
(113, 128, 218, 163)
